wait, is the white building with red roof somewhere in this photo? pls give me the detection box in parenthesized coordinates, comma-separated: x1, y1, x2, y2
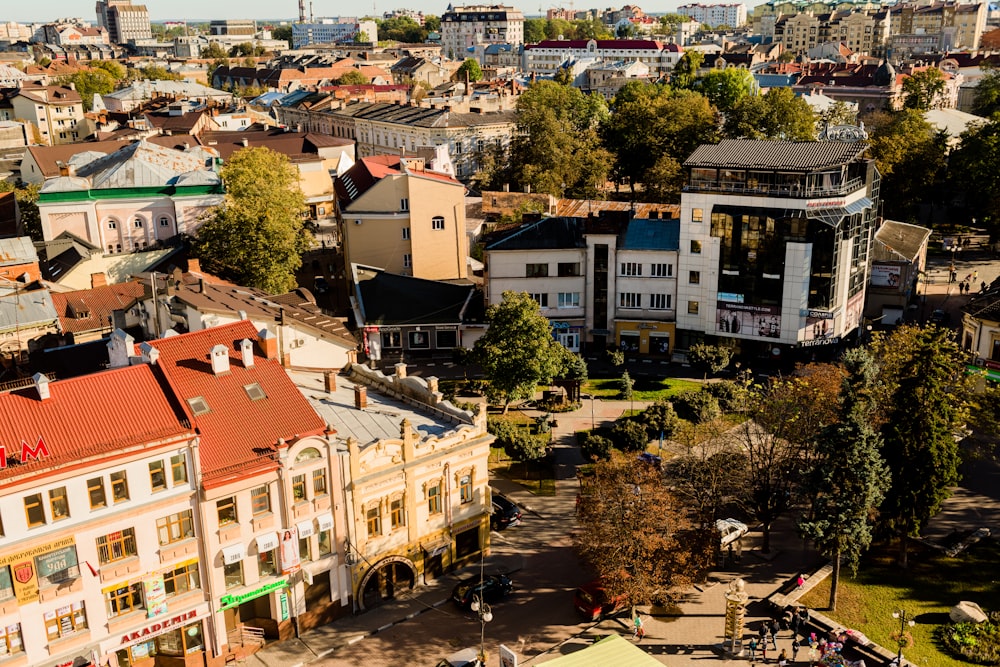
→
(524, 39, 684, 77)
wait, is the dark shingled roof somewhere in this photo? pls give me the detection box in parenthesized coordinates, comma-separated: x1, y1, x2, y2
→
(354, 265, 479, 326)
(486, 217, 587, 251)
(684, 140, 869, 171)
(964, 278, 1000, 322)
(872, 220, 930, 262)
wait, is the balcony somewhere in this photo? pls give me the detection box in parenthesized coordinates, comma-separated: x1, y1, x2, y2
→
(683, 177, 864, 199)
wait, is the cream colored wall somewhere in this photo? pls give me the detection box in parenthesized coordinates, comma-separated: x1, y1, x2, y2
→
(408, 176, 467, 281)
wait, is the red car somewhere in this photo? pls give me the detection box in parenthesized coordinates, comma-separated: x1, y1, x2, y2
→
(573, 579, 626, 621)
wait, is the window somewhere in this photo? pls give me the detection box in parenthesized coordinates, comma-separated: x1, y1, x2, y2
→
(689, 271, 701, 284)
(44, 603, 87, 640)
(171, 454, 187, 485)
(25, 493, 45, 527)
(251, 485, 271, 515)
(382, 331, 402, 348)
(428, 484, 442, 514)
(528, 293, 548, 308)
(159, 217, 170, 227)
(312, 469, 327, 496)
(688, 301, 700, 314)
(691, 240, 702, 254)
(244, 383, 266, 401)
(187, 396, 210, 416)
(403, 253, 412, 268)
(366, 506, 381, 537)
(111, 470, 129, 502)
(400, 198, 409, 211)
(107, 220, 117, 230)
(0, 622, 23, 656)
(557, 292, 580, 308)
(409, 330, 430, 348)
(157, 510, 194, 545)
(432, 216, 445, 230)
(149, 461, 167, 491)
(650, 294, 671, 310)
(402, 227, 410, 240)
(525, 263, 548, 278)
(97, 528, 137, 564)
(620, 262, 642, 276)
(164, 561, 200, 596)
(216, 497, 237, 526)
(459, 475, 473, 503)
(88, 477, 106, 509)
(292, 474, 307, 501)
(650, 263, 673, 277)
(318, 529, 332, 556)
(692, 208, 703, 222)
(49, 487, 70, 521)
(134, 218, 143, 228)
(619, 293, 641, 308)
(390, 498, 404, 529)
(259, 548, 278, 576)
(223, 561, 243, 589)
(557, 262, 581, 277)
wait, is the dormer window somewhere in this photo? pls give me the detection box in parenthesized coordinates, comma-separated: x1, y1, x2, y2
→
(187, 396, 210, 415)
(244, 383, 266, 401)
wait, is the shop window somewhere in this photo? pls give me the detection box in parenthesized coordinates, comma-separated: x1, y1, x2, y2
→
(171, 454, 188, 484)
(106, 583, 143, 617)
(97, 528, 137, 564)
(157, 510, 194, 545)
(0, 622, 22, 657)
(49, 486, 70, 521)
(312, 469, 327, 496)
(428, 484, 442, 514)
(24, 493, 45, 527)
(251, 485, 271, 515)
(149, 460, 167, 491)
(259, 549, 278, 577)
(223, 561, 243, 589)
(44, 602, 87, 640)
(163, 561, 200, 596)
(293, 474, 307, 502)
(216, 496, 238, 526)
(557, 332, 580, 351)
(409, 331, 430, 349)
(150, 621, 204, 658)
(111, 470, 129, 502)
(88, 477, 107, 509)
(381, 331, 402, 348)
(299, 535, 311, 562)
(318, 529, 332, 556)
(459, 475, 473, 503)
(525, 263, 548, 277)
(436, 330, 458, 348)
(366, 506, 381, 537)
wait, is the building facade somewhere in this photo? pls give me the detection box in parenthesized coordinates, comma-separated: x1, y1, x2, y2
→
(678, 3, 748, 28)
(524, 39, 684, 77)
(291, 19, 379, 49)
(9, 85, 84, 146)
(440, 4, 526, 59)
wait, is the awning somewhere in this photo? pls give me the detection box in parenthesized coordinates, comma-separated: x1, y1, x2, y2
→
(807, 196, 872, 227)
(316, 512, 334, 533)
(296, 520, 315, 538)
(421, 538, 451, 558)
(255, 532, 280, 553)
(221, 543, 246, 564)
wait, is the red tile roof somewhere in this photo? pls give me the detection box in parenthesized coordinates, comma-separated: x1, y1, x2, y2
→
(149, 321, 326, 488)
(0, 364, 190, 483)
(51, 280, 145, 334)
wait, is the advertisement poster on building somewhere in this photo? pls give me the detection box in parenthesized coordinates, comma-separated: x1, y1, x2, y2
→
(280, 527, 301, 575)
(845, 291, 865, 335)
(0, 536, 77, 604)
(870, 263, 901, 289)
(143, 574, 168, 617)
(717, 302, 782, 339)
(803, 309, 836, 342)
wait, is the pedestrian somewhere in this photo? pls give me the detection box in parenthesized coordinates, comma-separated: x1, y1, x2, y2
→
(749, 637, 758, 660)
(632, 614, 645, 640)
(792, 610, 801, 637)
(974, 270, 979, 282)
(983, 281, 988, 292)
(779, 648, 788, 667)
(793, 638, 801, 661)
(796, 574, 805, 588)
(727, 543, 734, 566)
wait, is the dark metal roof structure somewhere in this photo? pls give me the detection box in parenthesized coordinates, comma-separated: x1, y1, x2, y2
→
(684, 140, 869, 171)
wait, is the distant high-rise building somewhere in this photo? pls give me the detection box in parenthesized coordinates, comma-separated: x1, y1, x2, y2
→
(291, 18, 378, 48)
(209, 19, 257, 36)
(677, 3, 748, 28)
(440, 5, 525, 59)
(95, 0, 151, 44)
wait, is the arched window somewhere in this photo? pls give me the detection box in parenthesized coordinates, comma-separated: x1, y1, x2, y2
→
(432, 216, 445, 230)
(159, 217, 170, 227)
(134, 218, 143, 228)
(295, 447, 322, 464)
(107, 220, 117, 230)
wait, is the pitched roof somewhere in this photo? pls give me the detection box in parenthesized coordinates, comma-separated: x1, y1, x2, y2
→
(149, 321, 327, 487)
(872, 220, 930, 263)
(25, 136, 203, 180)
(68, 139, 216, 190)
(486, 216, 587, 251)
(0, 288, 58, 330)
(197, 128, 352, 162)
(684, 139, 869, 170)
(51, 280, 145, 334)
(0, 237, 39, 267)
(0, 364, 190, 484)
(336, 154, 460, 205)
(353, 265, 477, 326)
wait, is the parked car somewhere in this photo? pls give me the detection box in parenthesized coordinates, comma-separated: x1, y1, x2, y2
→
(491, 493, 522, 531)
(930, 309, 951, 325)
(716, 518, 749, 547)
(573, 578, 627, 621)
(451, 574, 514, 609)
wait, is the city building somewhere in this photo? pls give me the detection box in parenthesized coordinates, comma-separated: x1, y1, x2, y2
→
(524, 39, 684, 77)
(210, 19, 257, 36)
(773, 8, 891, 56)
(961, 279, 1000, 372)
(5, 84, 84, 146)
(864, 219, 930, 326)
(0, 287, 59, 363)
(51, 278, 145, 344)
(675, 138, 880, 358)
(0, 237, 41, 283)
(440, 4, 525, 59)
(95, 0, 152, 44)
(291, 18, 379, 49)
(335, 154, 469, 281)
(889, 1, 988, 53)
(678, 3, 749, 28)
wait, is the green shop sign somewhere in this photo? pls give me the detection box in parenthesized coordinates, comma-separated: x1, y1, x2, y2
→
(219, 579, 288, 611)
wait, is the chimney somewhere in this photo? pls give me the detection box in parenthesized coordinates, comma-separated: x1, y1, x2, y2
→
(33, 373, 50, 400)
(241, 137, 249, 147)
(240, 338, 254, 368)
(209, 344, 230, 375)
(187, 258, 201, 273)
(57, 161, 68, 176)
(238, 310, 247, 321)
(354, 384, 367, 409)
(395, 362, 407, 379)
(107, 329, 135, 369)
(91, 272, 107, 288)
(139, 342, 159, 365)
(324, 370, 336, 393)
(259, 328, 278, 359)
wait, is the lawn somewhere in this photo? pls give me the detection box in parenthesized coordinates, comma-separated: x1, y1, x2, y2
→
(583, 376, 703, 401)
(798, 539, 1000, 667)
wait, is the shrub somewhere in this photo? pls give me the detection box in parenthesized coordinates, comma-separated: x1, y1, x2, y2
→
(704, 380, 743, 412)
(580, 433, 614, 461)
(673, 390, 721, 424)
(611, 418, 650, 452)
(938, 611, 1000, 665)
(638, 399, 681, 439)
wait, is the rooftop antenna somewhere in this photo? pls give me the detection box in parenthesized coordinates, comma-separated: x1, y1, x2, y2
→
(310, 1, 314, 23)
(298, 0, 306, 23)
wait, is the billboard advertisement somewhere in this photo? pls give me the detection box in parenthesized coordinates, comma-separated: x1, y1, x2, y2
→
(717, 303, 782, 339)
(870, 263, 902, 289)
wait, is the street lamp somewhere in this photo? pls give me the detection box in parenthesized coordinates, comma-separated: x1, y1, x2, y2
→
(470, 594, 493, 666)
(891, 609, 916, 666)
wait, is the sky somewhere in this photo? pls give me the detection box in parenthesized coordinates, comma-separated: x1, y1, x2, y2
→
(5, 0, 705, 24)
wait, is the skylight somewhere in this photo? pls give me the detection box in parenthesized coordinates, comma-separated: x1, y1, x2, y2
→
(187, 396, 210, 415)
(244, 383, 267, 402)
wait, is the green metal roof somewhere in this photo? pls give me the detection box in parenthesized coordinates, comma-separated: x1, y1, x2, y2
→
(38, 184, 224, 203)
(538, 634, 663, 666)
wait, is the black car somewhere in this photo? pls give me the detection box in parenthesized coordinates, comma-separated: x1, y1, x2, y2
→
(451, 574, 514, 609)
(490, 493, 522, 531)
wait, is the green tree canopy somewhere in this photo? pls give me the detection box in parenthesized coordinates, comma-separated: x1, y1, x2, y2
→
(377, 16, 427, 42)
(509, 81, 612, 198)
(473, 291, 565, 412)
(58, 69, 116, 110)
(336, 70, 369, 86)
(91, 60, 127, 81)
(200, 42, 229, 59)
(193, 147, 311, 293)
(695, 67, 755, 114)
(723, 87, 816, 140)
(455, 58, 483, 83)
(948, 116, 1000, 226)
(0, 182, 41, 241)
(687, 343, 732, 376)
(132, 65, 182, 81)
(972, 64, 1000, 117)
(671, 50, 704, 89)
(271, 25, 292, 46)
(659, 13, 689, 33)
(902, 67, 947, 110)
(524, 17, 546, 43)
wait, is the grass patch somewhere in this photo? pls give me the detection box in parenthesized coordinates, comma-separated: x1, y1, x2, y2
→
(583, 377, 703, 401)
(488, 454, 556, 496)
(798, 540, 1000, 667)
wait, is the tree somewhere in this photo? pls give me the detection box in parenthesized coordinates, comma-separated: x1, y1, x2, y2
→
(193, 147, 311, 294)
(91, 60, 126, 81)
(673, 390, 722, 424)
(207, 57, 230, 86)
(58, 69, 115, 110)
(871, 325, 971, 567)
(948, 117, 1000, 227)
(353, 31, 370, 44)
(817, 100, 858, 130)
(902, 67, 946, 110)
(200, 42, 229, 59)
(555, 347, 588, 403)
(620, 371, 634, 403)
(687, 343, 732, 376)
(576, 452, 713, 612)
(134, 65, 182, 81)
(638, 400, 681, 441)
(509, 81, 612, 199)
(671, 51, 704, 89)
(424, 15, 441, 32)
(336, 70, 369, 86)
(580, 432, 614, 461)
(696, 68, 755, 114)
(798, 349, 889, 610)
(0, 182, 41, 241)
(666, 421, 748, 525)
(271, 25, 292, 46)
(473, 291, 565, 413)
(611, 418, 649, 453)
(524, 18, 546, 43)
(377, 16, 426, 43)
(724, 87, 816, 140)
(972, 64, 1000, 117)
(659, 13, 689, 33)
(455, 58, 483, 83)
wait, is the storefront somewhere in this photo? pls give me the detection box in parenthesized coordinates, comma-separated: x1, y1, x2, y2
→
(103, 606, 209, 667)
(218, 578, 289, 641)
(551, 320, 585, 352)
(614, 321, 675, 356)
